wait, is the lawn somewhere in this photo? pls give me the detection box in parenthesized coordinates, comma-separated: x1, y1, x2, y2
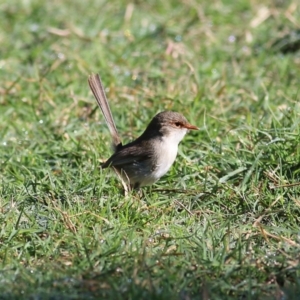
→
(1, 0, 300, 299)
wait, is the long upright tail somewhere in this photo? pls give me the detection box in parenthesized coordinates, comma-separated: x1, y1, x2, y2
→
(88, 74, 122, 150)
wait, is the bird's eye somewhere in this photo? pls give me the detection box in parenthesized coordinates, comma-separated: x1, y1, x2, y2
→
(174, 122, 181, 127)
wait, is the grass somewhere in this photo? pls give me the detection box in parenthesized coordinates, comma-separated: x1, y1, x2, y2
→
(1, 0, 300, 299)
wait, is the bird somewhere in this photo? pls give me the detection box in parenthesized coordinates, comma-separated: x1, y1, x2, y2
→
(88, 73, 198, 190)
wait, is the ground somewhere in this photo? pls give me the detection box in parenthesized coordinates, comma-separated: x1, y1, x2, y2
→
(0, 0, 300, 299)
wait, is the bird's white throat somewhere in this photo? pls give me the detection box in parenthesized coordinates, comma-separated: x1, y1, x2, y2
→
(153, 127, 188, 180)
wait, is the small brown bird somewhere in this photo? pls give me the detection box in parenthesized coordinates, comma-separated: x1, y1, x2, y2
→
(88, 74, 198, 190)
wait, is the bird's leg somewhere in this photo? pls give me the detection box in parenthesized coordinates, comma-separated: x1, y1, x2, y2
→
(113, 167, 131, 196)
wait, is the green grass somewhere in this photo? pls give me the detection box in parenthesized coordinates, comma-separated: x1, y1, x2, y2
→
(1, 0, 300, 299)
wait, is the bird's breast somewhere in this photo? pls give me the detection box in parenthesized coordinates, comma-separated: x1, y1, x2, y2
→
(151, 137, 179, 180)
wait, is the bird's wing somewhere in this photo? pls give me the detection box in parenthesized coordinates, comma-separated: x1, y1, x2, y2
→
(102, 145, 154, 168)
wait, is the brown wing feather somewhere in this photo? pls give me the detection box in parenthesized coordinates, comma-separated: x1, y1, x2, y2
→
(102, 144, 154, 168)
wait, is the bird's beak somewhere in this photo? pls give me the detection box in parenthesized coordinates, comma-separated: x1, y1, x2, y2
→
(185, 123, 199, 130)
